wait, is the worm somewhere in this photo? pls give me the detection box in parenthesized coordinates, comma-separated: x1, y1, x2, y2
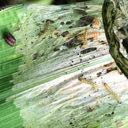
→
(103, 82, 121, 103)
(78, 76, 98, 91)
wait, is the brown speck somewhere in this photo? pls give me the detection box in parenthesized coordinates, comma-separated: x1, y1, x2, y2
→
(64, 37, 81, 48)
(66, 21, 72, 25)
(32, 53, 39, 60)
(61, 31, 69, 37)
(69, 26, 73, 28)
(53, 47, 59, 51)
(111, 111, 114, 115)
(86, 106, 95, 112)
(78, 16, 94, 27)
(60, 22, 64, 25)
(80, 47, 97, 54)
(97, 72, 102, 77)
(46, 19, 54, 24)
(105, 113, 112, 117)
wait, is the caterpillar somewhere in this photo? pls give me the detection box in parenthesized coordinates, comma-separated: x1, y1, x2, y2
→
(92, 18, 101, 29)
(77, 29, 101, 48)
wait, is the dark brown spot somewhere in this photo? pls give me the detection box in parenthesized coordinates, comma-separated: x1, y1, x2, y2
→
(80, 47, 97, 54)
(60, 22, 64, 25)
(78, 16, 94, 27)
(53, 47, 60, 51)
(97, 72, 102, 77)
(73, 9, 87, 15)
(46, 19, 54, 24)
(66, 21, 72, 25)
(61, 31, 69, 37)
(32, 53, 39, 60)
(111, 111, 114, 115)
(64, 37, 81, 48)
(69, 26, 73, 28)
(3, 32, 16, 46)
(86, 106, 95, 112)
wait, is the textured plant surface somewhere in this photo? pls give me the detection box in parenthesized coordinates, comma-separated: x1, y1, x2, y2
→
(102, 0, 128, 78)
(0, 1, 128, 128)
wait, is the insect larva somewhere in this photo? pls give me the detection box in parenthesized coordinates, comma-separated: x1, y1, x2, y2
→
(78, 76, 98, 91)
(77, 30, 101, 45)
(103, 82, 121, 103)
(92, 18, 101, 29)
(3, 32, 16, 46)
(87, 31, 101, 41)
(84, 31, 100, 48)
